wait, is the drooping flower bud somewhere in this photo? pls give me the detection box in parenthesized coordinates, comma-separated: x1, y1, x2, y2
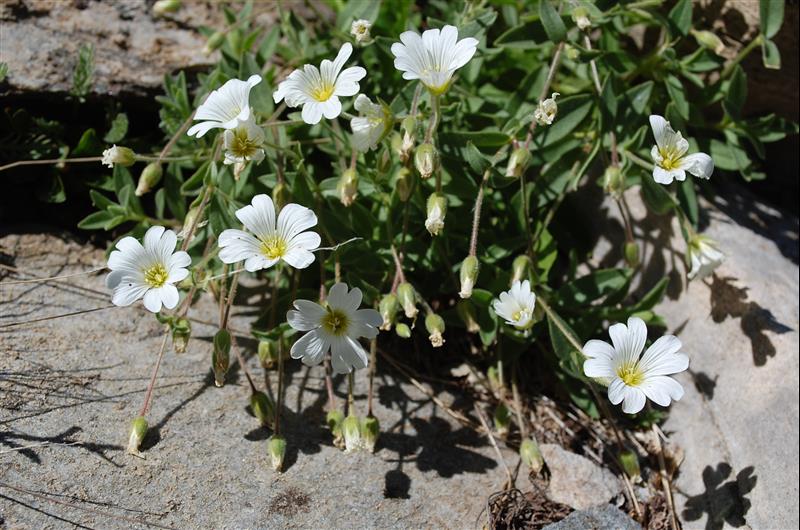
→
(425, 313, 445, 348)
(360, 415, 380, 453)
(135, 162, 163, 196)
(534, 93, 560, 126)
(401, 116, 416, 162)
(602, 165, 625, 198)
(152, 0, 181, 16)
(251, 391, 275, 428)
(493, 402, 511, 438)
(619, 448, 641, 483)
(203, 31, 226, 55)
(101, 145, 136, 168)
(425, 193, 447, 236)
(624, 241, 640, 268)
(505, 147, 532, 179)
(459, 256, 479, 299)
(571, 6, 591, 30)
(395, 167, 414, 202)
(414, 142, 438, 179)
(395, 322, 412, 339)
(171, 318, 191, 354)
(379, 294, 399, 330)
(212, 329, 231, 387)
(258, 339, 279, 369)
(272, 181, 290, 210)
(691, 29, 726, 55)
(520, 437, 544, 474)
(337, 168, 358, 207)
(327, 409, 345, 448)
(342, 414, 362, 453)
(127, 416, 148, 457)
(511, 255, 532, 285)
(350, 19, 372, 44)
(396, 282, 418, 319)
(267, 434, 287, 471)
(686, 234, 725, 281)
(456, 300, 481, 333)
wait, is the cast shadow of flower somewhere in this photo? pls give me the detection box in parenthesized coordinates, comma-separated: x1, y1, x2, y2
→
(682, 462, 757, 530)
(709, 275, 793, 366)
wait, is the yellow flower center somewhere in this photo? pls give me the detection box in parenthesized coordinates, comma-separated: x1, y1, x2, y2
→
(322, 308, 349, 336)
(512, 309, 530, 323)
(658, 147, 682, 170)
(311, 83, 335, 102)
(230, 128, 260, 159)
(616, 363, 644, 387)
(144, 263, 169, 288)
(260, 235, 287, 260)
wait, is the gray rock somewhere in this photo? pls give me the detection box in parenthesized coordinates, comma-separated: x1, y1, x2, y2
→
(542, 505, 641, 530)
(540, 444, 623, 510)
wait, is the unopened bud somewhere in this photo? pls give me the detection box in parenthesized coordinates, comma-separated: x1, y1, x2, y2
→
(135, 162, 162, 196)
(401, 116, 416, 162)
(571, 6, 591, 30)
(327, 409, 345, 448)
(204, 31, 226, 55)
(414, 142, 438, 179)
(267, 434, 286, 471)
(377, 146, 392, 174)
(459, 256, 479, 299)
(251, 391, 275, 428)
(505, 147, 532, 179)
(343, 414, 361, 453)
(180, 206, 201, 240)
(534, 93, 560, 126)
(396, 282, 417, 319)
(212, 329, 231, 387)
(624, 241, 640, 268)
(379, 294, 399, 330)
(456, 300, 481, 333)
(520, 438, 544, 474)
(152, 0, 181, 16)
(361, 415, 380, 453)
(602, 166, 625, 198)
(395, 322, 412, 338)
(691, 29, 726, 55)
(425, 193, 447, 236)
(258, 339, 279, 369)
(493, 403, 511, 438)
(511, 255, 532, 285)
(564, 43, 580, 61)
(101, 145, 135, 168)
(395, 167, 414, 202)
(171, 318, 191, 354)
(272, 181, 290, 210)
(487, 364, 503, 391)
(619, 448, 641, 483)
(425, 313, 445, 348)
(127, 416, 148, 457)
(337, 168, 358, 207)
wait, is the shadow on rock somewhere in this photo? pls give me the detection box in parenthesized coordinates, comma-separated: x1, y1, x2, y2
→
(682, 462, 757, 530)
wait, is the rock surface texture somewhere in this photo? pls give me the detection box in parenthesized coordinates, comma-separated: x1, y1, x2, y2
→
(542, 504, 641, 530)
(540, 443, 623, 511)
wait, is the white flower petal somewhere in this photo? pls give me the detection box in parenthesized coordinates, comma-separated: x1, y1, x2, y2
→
(330, 335, 369, 374)
(639, 375, 684, 407)
(350, 308, 382, 339)
(277, 203, 318, 242)
(159, 284, 180, 309)
(621, 386, 647, 414)
(584, 357, 615, 379)
(290, 329, 329, 367)
(302, 101, 324, 125)
(112, 280, 148, 307)
(143, 225, 166, 252)
(235, 194, 276, 239)
(143, 289, 163, 313)
(639, 335, 689, 377)
(607, 378, 627, 405)
(287, 300, 327, 331)
(680, 152, 714, 179)
(608, 317, 647, 366)
(649, 115, 671, 150)
(218, 229, 262, 264)
(282, 247, 316, 269)
(583, 339, 616, 360)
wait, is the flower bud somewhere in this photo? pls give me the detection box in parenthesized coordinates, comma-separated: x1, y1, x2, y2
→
(267, 434, 286, 471)
(487, 364, 503, 391)
(327, 409, 345, 448)
(534, 93, 560, 126)
(425, 193, 447, 236)
(602, 165, 625, 198)
(425, 313, 445, 348)
(337, 168, 358, 207)
(258, 339, 279, 369)
(179, 206, 201, 241)
(624, 241, 640, 268)
(520, 438, 544, 474)
(401, 116, 416, 162)
(152, 0, 181, 16)
(456, 300, 480, 333)
(101, 145, 136, 168)
(395, 322, 412, 339)
(414, 142, 438, 179)
(203, 31, 226, 55)
(493, 402, 511, 438)
(379, 293, 399, 330)
(691, 29, 726, 55)
(571, 6, 591, 30)
(212, 329, 231, 387)
(135, 162, 163, 196)
(127, 416, 148, 457)
(459, 256, 479, 299)
(342, 414, 361, 453)
(619, 449, 641, 482)
(360, 415, 380, 453)
(505, 147, 532, 179)
(171, 318, 191, 354)
(564, 43, 580, 61)
(377, 146, 392, 174)
(395, 167, 414, 202)
(511, 255, 532, 285)
(396, 282, 417, 319)
(350, 19, 372, 44)
(271, 181, 290, 210)
(251, 391, 275, 428)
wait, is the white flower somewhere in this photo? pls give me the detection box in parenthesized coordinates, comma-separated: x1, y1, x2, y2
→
(350, 94, 391, 152)
(273, 43, 366, 125)
(106, 226, 191, 313)
(286, 282, 383, 374)
(218, 194, 321, 272)
(492, 280, 536, 330)
(583, 317, 689, 414)
(687, 235, 724, 280)
(101, 145, 135, 168)
(390, 25, 478, 95)
(425, 193, 447, 236)
(534, 93, 560, 126)
(351, 19, 372, 43)
(572, 7, 591, 30)
(223, 116, 265, 165)
(187, 75, 262, 138)
(649, 115, 714, 185)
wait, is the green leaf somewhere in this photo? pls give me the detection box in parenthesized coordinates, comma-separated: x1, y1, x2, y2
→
(103, 113, 129, 143)
(761, 38, 781, 69)
(89, 189, 116, 210)
(624, 81, 654, 115)
(439, 130, 510, 148)
(546, 309, 583, 376)
(640, 173, 677, 214)
(37, 174, 66, 203)
(630, 277, 669, 312)
(464, 141, 491, 174)
(0, 62, 7, 82)
(539, 0, 566, 43)
(557, 268, 633, 307)
(668, 0, 693, 37)
(759, 0, 784, 39)
(677, 178, 699, 226)
(710, 138, 751, 171)
(70, 43, 94, 99)
(78, 210, 114, 230)
(534, 95, 593, 148)
(72, 128, 102, 156)
(724, 65, 747, 119)
(600, 76, 617, 122)
(664, 75, 689, 120)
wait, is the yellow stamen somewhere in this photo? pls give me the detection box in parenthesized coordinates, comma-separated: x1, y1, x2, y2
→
(322, 307, 349, 336)
(230, 128, 260, 159)
(616, 363, 644, 387)
(260, 235, 287, 260)
(144, 263, 169, 288)
(658, 147, 682, 170)
(311, 83, 335, 102)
